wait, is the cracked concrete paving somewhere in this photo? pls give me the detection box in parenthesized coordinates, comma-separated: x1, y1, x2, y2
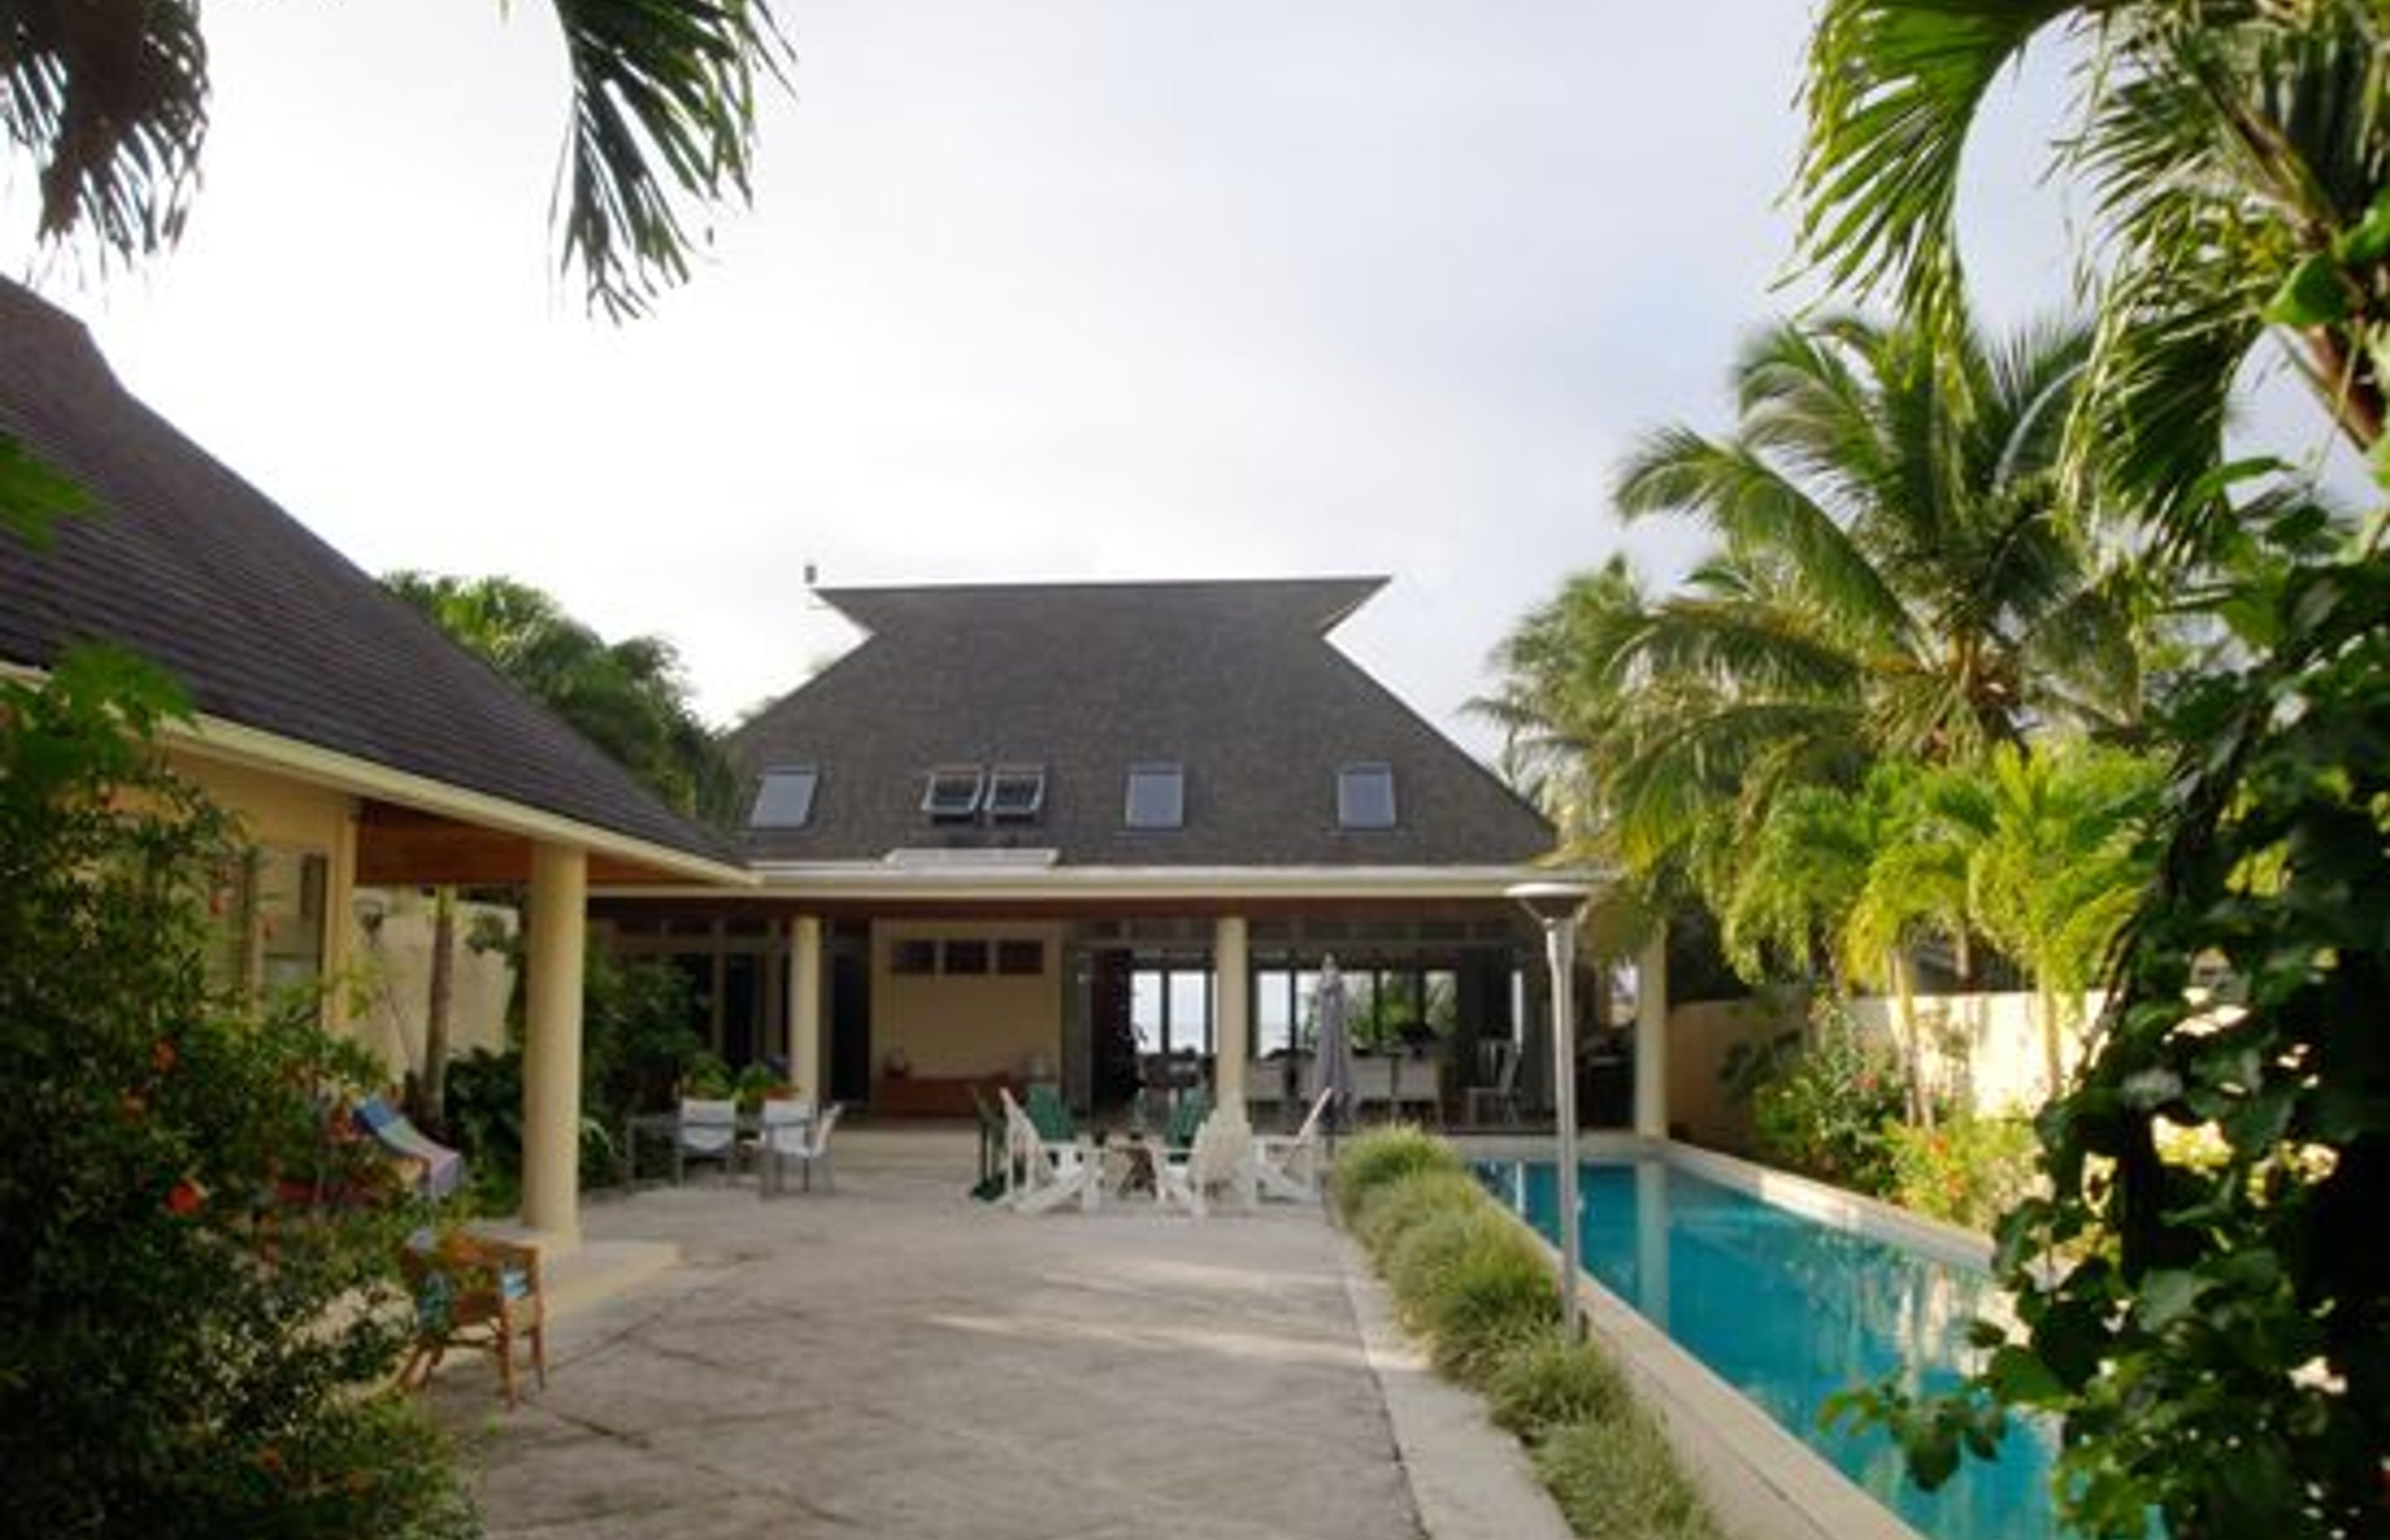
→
(425, 1130, 1473, 1540)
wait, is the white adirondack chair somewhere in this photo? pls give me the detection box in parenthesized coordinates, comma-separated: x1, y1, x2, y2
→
(1253, 1088, 1334, 1203)
(1154, 1107, 1256, 1218)
(999, 1087, 1102, 1215)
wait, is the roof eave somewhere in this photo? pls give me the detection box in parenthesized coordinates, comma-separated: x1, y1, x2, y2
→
(169, 711, 755, 887)
(598, 860, 1599, 904)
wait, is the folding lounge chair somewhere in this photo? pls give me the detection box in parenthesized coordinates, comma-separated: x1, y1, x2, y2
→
(1253, 1087, 1334, 1203)
(998, 1087, 1101, 1215)
(352, 1095, 466, 1199)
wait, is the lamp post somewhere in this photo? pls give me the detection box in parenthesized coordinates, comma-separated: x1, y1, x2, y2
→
(1509, 880, 1595, 1340)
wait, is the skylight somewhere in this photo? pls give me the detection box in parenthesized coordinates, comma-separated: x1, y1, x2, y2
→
(922, 766, 986, 822)
(1124, 763, 1184, 829)
(985, 764, 1047, 822)
(748, 765, 819, 829)
(1338, 763, 1397, 829)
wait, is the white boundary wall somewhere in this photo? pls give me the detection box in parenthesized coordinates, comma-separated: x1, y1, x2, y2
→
(1666, 990, 2109, 1147)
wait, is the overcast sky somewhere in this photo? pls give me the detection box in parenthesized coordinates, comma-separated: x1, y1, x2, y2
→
(12, 2, 2300, 756)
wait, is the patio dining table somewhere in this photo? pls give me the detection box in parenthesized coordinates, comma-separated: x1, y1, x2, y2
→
(621, 1105, 816, 1186)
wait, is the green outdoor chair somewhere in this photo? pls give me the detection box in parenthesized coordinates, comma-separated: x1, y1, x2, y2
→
(1162, 1086, 1211, 1151)
(1027, 1082, 1077, 1143)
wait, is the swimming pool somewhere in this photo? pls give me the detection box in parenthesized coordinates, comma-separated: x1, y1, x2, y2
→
(1480, 1157, 2066, 1540)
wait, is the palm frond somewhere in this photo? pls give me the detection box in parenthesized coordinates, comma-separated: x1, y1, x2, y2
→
(1797, 0, 2077, 324)
(1, 0, 208, 257)
(550, 0, 793, 318)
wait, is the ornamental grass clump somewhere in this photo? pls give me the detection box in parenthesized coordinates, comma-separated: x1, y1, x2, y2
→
(1332, 1122, 1464, 1225)
(1486, 1333, 1632, 1443)
(1350, 1166, 1485, 1261)
(1534, 1407, 1720, 1540)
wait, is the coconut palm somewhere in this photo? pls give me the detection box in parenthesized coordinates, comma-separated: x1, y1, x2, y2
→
(1798, 1, 2389, 545)
(1, 0, 788, 318)
(1485, 309, 2148, 894)
(383, 571, 737, 824)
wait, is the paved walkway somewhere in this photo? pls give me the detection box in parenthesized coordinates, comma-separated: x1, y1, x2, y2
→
(428, 1130, 1566, 1540)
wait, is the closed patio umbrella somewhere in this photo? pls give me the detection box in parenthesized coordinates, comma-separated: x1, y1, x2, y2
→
(1310, 956, 1354, 1148)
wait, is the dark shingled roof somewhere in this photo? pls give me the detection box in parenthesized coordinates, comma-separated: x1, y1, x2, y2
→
(0, 280, 739, 870)
(728, 578, 1555, 867)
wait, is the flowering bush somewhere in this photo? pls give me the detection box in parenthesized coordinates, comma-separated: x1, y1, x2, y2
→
(0, 651, 475, 1537)
(1746, 1006, 1910, 1195)
(1880, 1115, 2041, 1232)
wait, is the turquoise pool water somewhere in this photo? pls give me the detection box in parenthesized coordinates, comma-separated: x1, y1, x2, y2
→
(1481, 1158, 2066, 1540)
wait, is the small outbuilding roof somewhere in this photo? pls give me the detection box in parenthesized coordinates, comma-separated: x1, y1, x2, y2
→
(0, 280, 742, 878)
(729, 578, 1555, 870)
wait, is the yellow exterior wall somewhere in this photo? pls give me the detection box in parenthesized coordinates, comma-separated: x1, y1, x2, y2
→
(871, 919, 1064, 1079)
(167, 749, 358, 1033)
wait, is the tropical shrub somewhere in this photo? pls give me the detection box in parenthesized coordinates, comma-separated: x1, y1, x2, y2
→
(0, 650, 475, 1537)
(1880, 1115, 2040, 1233)
(1746, 1008, 1908, 1195)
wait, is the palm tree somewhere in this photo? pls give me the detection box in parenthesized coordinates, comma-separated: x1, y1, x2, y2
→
(383, 571, 738, 824)
(1798, 1, 2388, 545)
(1, 0, 788, 319)
(1963, 739, 2159, 1096)
(1484, 309, 2148, 895)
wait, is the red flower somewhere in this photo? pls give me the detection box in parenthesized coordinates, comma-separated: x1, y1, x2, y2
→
(152, 1039, 178, 1075)
(165, 1178, 205, 1217)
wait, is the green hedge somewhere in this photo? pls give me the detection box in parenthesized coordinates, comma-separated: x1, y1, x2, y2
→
(1337, 1126, 1719, 1540)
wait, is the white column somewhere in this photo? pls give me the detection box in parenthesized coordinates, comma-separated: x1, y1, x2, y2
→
(1213, 914, 1249, 1104)
(1634, 924, 1669, 1140)
(520, 842, 588, 1243)
(790, 914, 823, 1100)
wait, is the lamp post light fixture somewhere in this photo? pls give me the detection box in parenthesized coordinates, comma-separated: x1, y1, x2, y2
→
(1509, 879, 1596, 1340)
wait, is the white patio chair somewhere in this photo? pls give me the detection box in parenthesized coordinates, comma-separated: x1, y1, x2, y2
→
(755, 1099, 835, 1197)
(1253, 1088, 1334, 1203)
(673, 1097, 740, 1184)
(1462, 1040, 1524, 1127)
(1155, 1108, 1256, 1218)
(998, 1087, 1101, 1215)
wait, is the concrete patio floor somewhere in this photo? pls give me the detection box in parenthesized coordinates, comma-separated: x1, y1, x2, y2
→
(425, 1127, 1569, 1540)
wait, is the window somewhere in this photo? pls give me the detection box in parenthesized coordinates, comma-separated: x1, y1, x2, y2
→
(922, 766, 985, 822)
(1124, 763, 1184, 829)
(748, 765, 819, 829)
(996, 939, 1046, 976)
(942, 938, 990, 975)
(1337, 763, 1397, 829)
(890, 938, 938, 976)
(984, 764, 1046, 822)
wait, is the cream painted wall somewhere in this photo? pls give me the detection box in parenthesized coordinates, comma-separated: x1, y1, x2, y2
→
(348, 893, 519, 1078)
(1666, 988, 2107, 1150)
(168, 749, 357, 1031)
(872, 919, 1065, 1079)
